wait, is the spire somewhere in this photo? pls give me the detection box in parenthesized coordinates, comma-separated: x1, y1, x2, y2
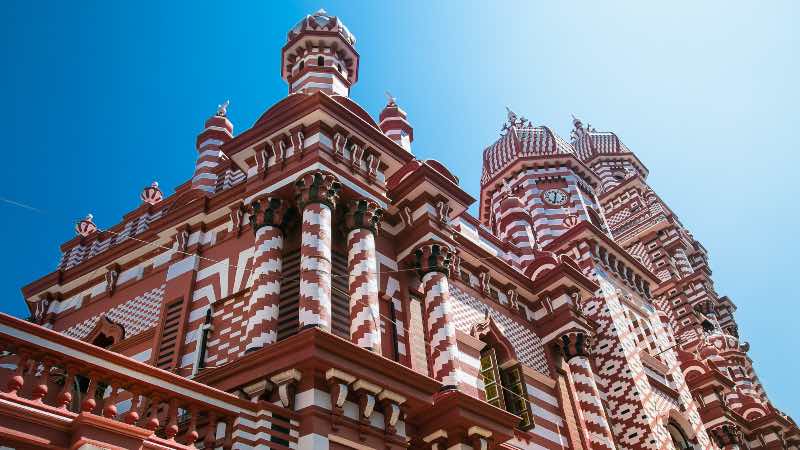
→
(192, 102, 234, 194)
(379, 92, 413, 152)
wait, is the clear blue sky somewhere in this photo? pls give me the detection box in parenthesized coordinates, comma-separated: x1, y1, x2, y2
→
(2, 1, 798, 416)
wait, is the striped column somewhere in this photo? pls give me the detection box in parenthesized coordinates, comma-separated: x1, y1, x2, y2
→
(673, 247, 694, 277)
(344, 199, 383, 352)
(192, 103, 233, 193)
(244, 197, 290, 352)
(415, 243, 460, 390)
(295, 170, 341, 332)
(558, 331, 616, 450)
(709, 423, 743, 450)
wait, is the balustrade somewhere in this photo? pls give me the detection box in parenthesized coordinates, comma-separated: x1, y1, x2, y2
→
(0, 313, 246, 449)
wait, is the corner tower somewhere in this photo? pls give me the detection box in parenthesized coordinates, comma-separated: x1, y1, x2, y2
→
(282, 9, 359, 96)
(479, 109, 611, 247)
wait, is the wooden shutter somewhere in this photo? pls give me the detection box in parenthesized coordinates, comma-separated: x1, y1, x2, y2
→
(501, 364, 535, 430)
(155, 298, 184, 369)
(479, 347, 506, 409)
(277, 250, 301, 341)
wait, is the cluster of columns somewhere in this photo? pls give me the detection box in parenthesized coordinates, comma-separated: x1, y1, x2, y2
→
(556, 331, 617, 450)
(243, 170, 385, 354)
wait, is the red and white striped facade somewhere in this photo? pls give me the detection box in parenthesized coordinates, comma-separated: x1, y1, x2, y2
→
(5, 9, 797, 450)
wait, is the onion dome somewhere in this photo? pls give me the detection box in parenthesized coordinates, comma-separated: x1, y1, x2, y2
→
(287, 9, 355, 46)
(379, 93, 413, 152)
(481, 108, 575, 186)
(140, 181, 163, 205)
(283, 9, 359, 96)
(569, 114, 648, 188)
(75, 214, 97, 237)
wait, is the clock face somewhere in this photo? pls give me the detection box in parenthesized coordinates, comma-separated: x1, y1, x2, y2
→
(542, 189, 569, 206)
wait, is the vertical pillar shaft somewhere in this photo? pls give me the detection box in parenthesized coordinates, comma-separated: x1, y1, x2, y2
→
(244, 227, 283, 350)
(415, 244, 460, 390)
(244, 197, 290, 352)
(559, 332, 616, 450)
(674, 247, 694, 277)
(344, 199, 383, 353)
(347, 228, 381, 351)
(295, 171, 341, 333)
(299, 203, 333, 331)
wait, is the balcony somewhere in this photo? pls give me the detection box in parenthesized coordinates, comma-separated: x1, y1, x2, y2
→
(0, 313, 297, 450)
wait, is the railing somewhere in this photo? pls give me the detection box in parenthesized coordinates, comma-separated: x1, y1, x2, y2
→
(0, 313, 254, 449)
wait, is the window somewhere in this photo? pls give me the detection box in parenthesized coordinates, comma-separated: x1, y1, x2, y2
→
(667, 421, 693, 450)
(298, 60, 304, 71)
(317, 55, 324, 67)
(479, 346, 534, 430)
(195, 308, 213, 372)
(336, 63, 342, 72)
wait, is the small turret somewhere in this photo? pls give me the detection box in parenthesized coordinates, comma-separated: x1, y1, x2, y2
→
(282, 9, 359, 96)
(379, 93, 413, 152)
(192, 101, 234, 194)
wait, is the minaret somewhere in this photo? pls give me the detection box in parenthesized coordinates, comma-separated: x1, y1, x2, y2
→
(379, 93, 413, 152)
(192, 101, 233, 194)
(282, 9, 359, 96)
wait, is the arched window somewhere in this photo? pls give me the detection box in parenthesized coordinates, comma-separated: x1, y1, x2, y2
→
(667, 420, 692, 450)
(298, 60, 304, 71)
(317, 55, 324, 67)
(474, 317, 534, 430)
(479, 345, 534, 430)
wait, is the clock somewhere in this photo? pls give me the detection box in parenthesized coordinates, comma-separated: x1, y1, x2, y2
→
(542, 188, 569, 206)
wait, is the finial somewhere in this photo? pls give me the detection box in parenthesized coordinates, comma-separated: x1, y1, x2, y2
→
(385, 91, 396, 105)
(506, 106, 518, 122)
(141, 181, 164, 205)
(76, 214, 97, 237)
(216, 100, 229, 117)
(314, 8, 327, 15)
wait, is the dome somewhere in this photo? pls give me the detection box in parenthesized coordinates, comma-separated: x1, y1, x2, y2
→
(287, 9, 356, 46)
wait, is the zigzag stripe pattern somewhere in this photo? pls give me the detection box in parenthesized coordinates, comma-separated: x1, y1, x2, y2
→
(244, 226, 284, 351)
(422, 271, 460, 388)
(299, 204, 332, 331)
(347, 228, 381, 352)
(567, 355, 617, 450)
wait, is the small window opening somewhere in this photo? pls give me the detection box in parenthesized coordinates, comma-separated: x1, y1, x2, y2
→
(317, 55, 324, 67)
(298, 60, 304, 71)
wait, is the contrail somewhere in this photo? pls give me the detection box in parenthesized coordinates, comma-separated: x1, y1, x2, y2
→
(0, 196, 45, 214)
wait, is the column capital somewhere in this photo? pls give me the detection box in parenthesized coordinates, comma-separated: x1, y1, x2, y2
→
(294, 170, 341, 210)
(249, 196, 292, 235)
(557, 331, 592, 360)
(414, 243, 454, 277)
(709, 422, 744, 448)
(343, 198, 383, 234)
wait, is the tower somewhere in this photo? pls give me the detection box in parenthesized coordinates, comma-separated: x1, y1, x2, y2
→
(480, 108, 610, 248)
(282, 9, 359, 96)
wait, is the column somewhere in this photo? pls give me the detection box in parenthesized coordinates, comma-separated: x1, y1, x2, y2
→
(710, 423, 743, 450)
(558, 331, 616, 450)
(343, 199, 383, 352)
(244, 196, 289, 352)
(415, 243, 460, 390)
(295, 170, 341, 332)
(673, 247, 694, 277)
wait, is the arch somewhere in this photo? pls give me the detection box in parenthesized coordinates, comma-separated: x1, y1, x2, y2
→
(470, 313, 517, 364)
(85, 315, 125, 348)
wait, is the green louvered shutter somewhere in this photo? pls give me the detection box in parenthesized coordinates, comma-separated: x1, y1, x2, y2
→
(501, 364, 535, 430)
(479, 348, 506, 409)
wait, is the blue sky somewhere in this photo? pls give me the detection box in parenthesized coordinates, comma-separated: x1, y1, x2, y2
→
(1, 1, 798, 416)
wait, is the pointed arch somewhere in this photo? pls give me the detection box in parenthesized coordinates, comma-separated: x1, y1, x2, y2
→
(470, 313, 517, 364)
(86, 315, 125, 348)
